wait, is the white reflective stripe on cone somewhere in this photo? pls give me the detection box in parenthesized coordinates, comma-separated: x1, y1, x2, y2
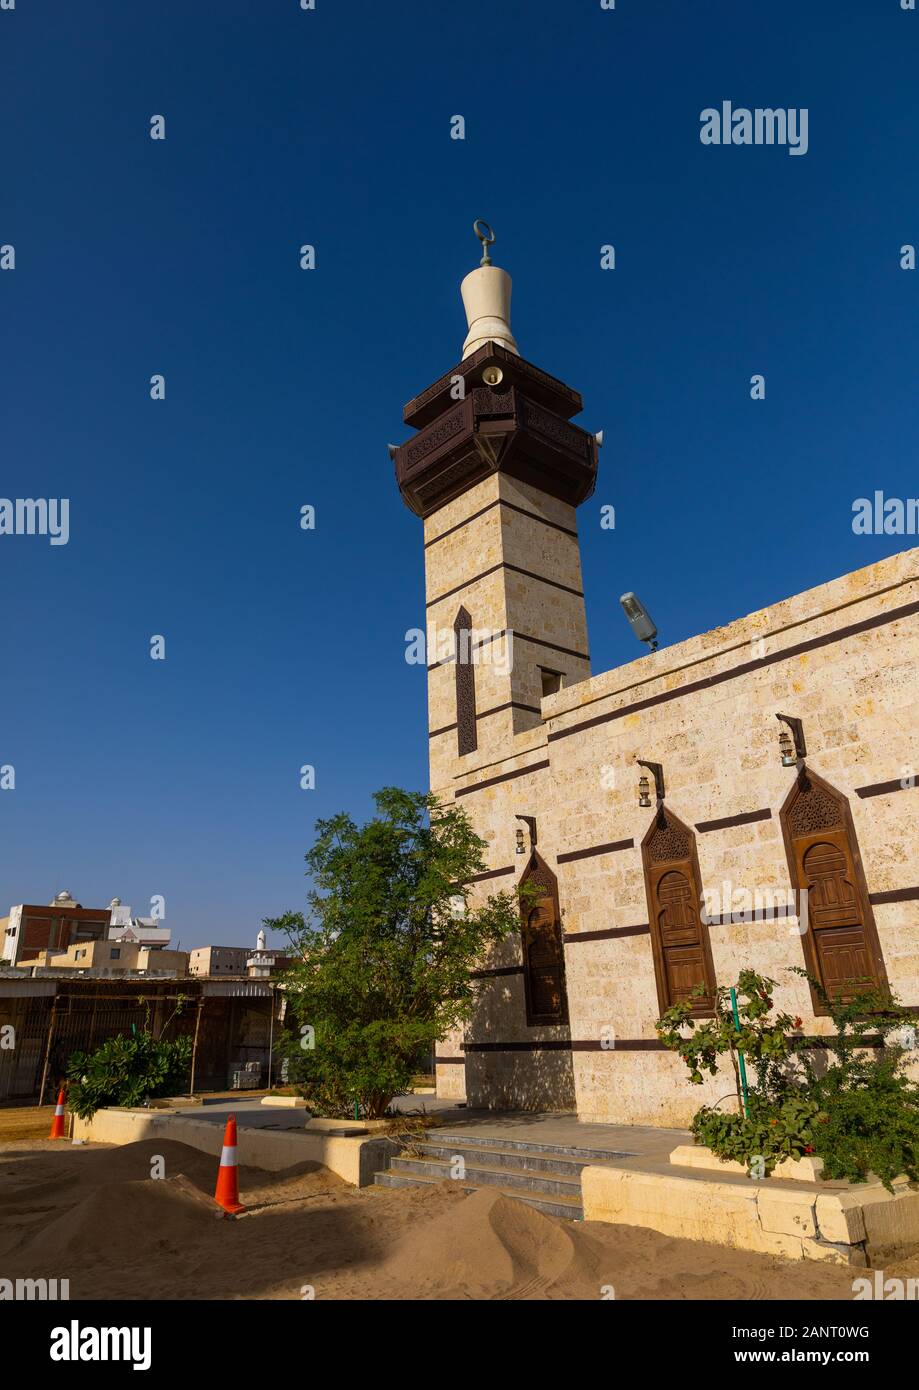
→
(220, 1146, 238, 1166)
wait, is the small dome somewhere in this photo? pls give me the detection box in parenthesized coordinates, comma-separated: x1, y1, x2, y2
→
(109, 897, 121, 908)
(54, 890, 74, 903)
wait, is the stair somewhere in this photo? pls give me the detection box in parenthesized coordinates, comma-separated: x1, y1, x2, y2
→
(374, 1130, 635, 1221)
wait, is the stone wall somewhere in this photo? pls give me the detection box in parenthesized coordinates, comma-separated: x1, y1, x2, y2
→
(433, 548, 919, 1124)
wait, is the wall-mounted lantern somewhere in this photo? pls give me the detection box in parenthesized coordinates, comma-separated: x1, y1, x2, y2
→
(515, 815, 537, 855)
(776, 713, 807, 770)
(636, 760, 665, 808)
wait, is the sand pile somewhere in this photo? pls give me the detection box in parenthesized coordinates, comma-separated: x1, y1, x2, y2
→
(0, 1137, 340, 1285)
(0, 1136, 883, 1301)
(383, 1188, 597, 1297)
(11, 1177, 216, 1267)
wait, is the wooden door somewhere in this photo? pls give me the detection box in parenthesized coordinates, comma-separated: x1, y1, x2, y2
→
(781, 770, 887, 1012)
(642, 809, 716, 1016)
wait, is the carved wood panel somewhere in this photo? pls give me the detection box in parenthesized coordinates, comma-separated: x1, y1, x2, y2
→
(454, 606, 477, 757)
(519, 852, 569, 1027)
(641, 808, 716, 1016)
(781, 771, 888, 1012)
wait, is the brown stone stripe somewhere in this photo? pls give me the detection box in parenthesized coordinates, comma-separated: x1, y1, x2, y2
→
(425, 498, 502, 547)
(869, 887, 919, 905)
(547, 597, 919, 745)
(695, 808, 772, 833)
(425, 497, 579, 549)
(563, 924, 650, 942)
(465, 865, 516, 884)
(461, 1039, 667, 1053)
(515, 632, 590, 662)
(470, 965, 525, 979)
(428, 628, 589, 670)
(855, 777, 917, 799)
(429, 700, 540, 738)
(455, 759, 550, 798)
(427, 561, 585, 609)
(478, 700, 541, 719)
(442, 1033, 916, 1063)
(434, 1056, 465, 1065)
(427, 626, 511, 671)
(557, 838, 634, 865)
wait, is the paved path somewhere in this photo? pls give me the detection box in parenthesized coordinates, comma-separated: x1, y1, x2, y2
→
(171, 1093, 464, 1129)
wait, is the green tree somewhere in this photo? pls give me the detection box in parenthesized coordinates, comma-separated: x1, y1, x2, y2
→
(267, 787, 527, 1118)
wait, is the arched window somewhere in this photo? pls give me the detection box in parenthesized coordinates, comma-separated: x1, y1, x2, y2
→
(519, 851, 569, 1026)
(454, 605, 477, 756)
(641, 806, 716, 1016)
(780, 769, 888, 1014)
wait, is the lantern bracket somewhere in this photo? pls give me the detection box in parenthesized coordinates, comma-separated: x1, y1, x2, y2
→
(636, 760, 665, 806)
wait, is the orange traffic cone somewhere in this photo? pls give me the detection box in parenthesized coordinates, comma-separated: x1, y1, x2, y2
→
(48, 1087, 67, 1140)
(214, 1114, 246, 1214)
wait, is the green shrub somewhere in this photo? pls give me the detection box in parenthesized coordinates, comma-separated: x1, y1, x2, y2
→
(657, 968, 919, 1189)
(65, 1031, 193, 1120)
(692, 1093, 822, 1175)
(793, 975, 919, 1189)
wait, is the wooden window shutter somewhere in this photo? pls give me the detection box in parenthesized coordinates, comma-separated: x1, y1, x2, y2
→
(641, 807, 716, 1016)
(519, 851, 569, 1026)
(780, 770, 888, 1014)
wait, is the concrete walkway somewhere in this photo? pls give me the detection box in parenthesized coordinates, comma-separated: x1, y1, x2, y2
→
(421, 1110, 864, 1194)
(168, 1103, 855, 1194)
(171, 1092, 464, 1130)
(423, 1110, 691, 1169)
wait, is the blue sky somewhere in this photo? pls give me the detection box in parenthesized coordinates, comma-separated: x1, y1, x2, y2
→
(1, 0, 916, 948)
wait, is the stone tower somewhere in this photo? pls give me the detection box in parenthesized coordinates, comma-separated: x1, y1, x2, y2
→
(393, 228, 600, 793)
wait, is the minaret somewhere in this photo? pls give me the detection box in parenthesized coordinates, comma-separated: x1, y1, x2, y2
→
(393, 224, 598, 792)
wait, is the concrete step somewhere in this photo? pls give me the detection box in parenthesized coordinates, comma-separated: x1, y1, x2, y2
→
(374, 1168, 583, 1222)
(390, 1153, 583, 1200)
(426, 1131, 634, 1163)
(414, 1139, 611, 1177)
(372, 1127, 633, 1221)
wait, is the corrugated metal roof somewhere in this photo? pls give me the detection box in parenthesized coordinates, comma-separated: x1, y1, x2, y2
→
(0, 979, 57, 997)
(200, 980, 275, 998)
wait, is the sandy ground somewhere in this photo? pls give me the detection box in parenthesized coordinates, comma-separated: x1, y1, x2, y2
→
(2, 1137, 916, 1301)
(0, 1096, 274, 1145)
(0, 1107, 57, 1144)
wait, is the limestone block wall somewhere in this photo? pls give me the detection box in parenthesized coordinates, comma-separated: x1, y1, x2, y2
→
(437, 548, 919, 1125)
(424, 473, 591, 793)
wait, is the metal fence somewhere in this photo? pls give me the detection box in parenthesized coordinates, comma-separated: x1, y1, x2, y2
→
(0, 988, 196, 1103)
(0, 982, 285, 1103)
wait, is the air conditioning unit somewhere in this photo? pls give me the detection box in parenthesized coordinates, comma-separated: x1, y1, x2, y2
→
(229, 1061, 262, 1089)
